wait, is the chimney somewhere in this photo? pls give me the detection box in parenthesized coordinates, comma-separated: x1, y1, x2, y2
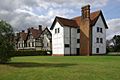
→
(22, 30, 25, 32)
(81, 5, 90, 19)
(80, 4, 91, 56)
(39, 25, 42, 31)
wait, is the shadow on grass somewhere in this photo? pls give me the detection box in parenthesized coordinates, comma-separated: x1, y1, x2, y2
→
(5, 62, 77, 68)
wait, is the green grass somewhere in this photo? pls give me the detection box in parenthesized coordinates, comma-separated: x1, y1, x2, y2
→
(0, 56, 120, 80)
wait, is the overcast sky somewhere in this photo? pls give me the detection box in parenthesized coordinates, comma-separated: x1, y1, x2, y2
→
(0, 0, 120, 39)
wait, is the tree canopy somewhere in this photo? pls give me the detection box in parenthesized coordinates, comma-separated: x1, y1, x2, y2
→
(0, 20, 14, 63)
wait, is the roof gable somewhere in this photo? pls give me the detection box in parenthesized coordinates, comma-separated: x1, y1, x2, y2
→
(50, 16, 78, 30)
(41, 27, 52, 36)
(50, 10, 108, 30)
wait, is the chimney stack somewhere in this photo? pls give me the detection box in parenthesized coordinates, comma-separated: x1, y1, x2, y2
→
(39, 25, 42, 31)
(22, 30, 25, 32)
(81, 5, 90, 19)
(80, 4, 91, 56)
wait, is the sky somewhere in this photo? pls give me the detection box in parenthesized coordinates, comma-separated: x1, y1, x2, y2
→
(0, 0, 120, 39)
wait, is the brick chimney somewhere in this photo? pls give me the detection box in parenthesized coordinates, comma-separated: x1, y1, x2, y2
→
(81, 5, 90, 19)
(39, 25, 42, 31)
(80, 5, 91, 56)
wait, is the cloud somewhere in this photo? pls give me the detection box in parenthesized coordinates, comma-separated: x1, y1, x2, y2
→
(0, 0, 109, 32)
(107, 18, 120, 39)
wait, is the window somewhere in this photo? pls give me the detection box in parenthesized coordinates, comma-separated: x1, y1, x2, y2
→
(76, 48, 80, 55)
(55, 29, 57, 33)
(96, 48, 99, 53)
(58, 28, 60, 33)
(65, 44, 69, 48)
(96, 38, 99, 43)
(100, 38, 103, 43)
(55, 28, 60, 34)
(77, 29, 80, 33)
(97, 27, 99, 32)
(77, 39, 80, 43)
(100, 28, 103, 33)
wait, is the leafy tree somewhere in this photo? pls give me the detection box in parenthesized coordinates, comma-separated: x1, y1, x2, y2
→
(0, 20, 14, 63)
(111, 35, 120, 52)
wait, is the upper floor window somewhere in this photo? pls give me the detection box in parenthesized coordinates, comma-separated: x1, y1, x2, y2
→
(77, 39, 80, 43)
(55, 29, 57, 33)
(97, 27, 103, 33)
(100, 38, 103, 43)
(58, 28, 60, 33)
(100, 28, 103, 33)
(97, 27, 99, 32)
(55, 28, 60, 34)
(96, 37, 99, 43)
(77, 29, 80, 33)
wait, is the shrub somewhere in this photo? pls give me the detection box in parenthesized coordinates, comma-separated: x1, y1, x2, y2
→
(10, 50, 52, 57)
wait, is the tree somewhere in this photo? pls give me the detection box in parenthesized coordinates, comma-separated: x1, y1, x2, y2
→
(111, 35, 120, 52)
(0, 20, 14, 63)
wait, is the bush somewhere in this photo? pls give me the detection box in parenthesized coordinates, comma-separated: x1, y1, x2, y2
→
(10, 50, 52, 57)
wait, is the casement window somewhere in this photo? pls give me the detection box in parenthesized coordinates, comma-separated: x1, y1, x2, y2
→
(97, 27, 103, 33)
(96, 37, 99, 43)
(97, 27, 99, 32)
(96, 48, 99, 53)
(65, 44, 69, 48)
(58, 28, 60, 33)
(100, 28, 103, 33)
(55, 29, 57, 33)
(55, 28, 60, 34)
(100, 38, 103, 43)
(77, 39, 80, 43)
(77, 29, 80, 33)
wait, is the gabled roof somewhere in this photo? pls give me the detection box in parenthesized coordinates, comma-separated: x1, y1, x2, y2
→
(50, 16, 79, 30)
(19, 32, 27, 41)
(40, 27, 52, 36)
(50, 10, 108, 30)
(28, 28, 42, 39)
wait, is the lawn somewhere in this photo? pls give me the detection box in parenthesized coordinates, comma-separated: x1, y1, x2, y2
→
(0, 56, 120, 80)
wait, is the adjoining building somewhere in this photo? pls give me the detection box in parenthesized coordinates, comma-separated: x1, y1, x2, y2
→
(15, 25, 52, 51)
(50, 5, 108, 56)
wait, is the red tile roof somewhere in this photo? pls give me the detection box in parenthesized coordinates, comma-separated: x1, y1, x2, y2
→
(19, 32, 27, 40)
(28, 28, 42, 39)
(50, 10, 108, 30)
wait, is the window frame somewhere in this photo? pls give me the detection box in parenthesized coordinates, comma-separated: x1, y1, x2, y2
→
(96, 37, 99, 43)
(65, 44, 70, 48)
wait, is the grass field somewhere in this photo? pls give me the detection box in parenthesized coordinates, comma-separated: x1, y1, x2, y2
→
(0, 56, 120, 80)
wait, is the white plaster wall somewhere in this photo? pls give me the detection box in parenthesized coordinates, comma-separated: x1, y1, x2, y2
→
(92, 15, 106, 54)
(52, 22, 64, 55)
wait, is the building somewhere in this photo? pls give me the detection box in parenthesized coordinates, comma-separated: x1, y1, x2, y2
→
(50, 5, 108, 56)
(15, 25, 52, 50)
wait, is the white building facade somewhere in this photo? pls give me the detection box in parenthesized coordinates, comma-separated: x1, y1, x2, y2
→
(50, 5, 108, 56)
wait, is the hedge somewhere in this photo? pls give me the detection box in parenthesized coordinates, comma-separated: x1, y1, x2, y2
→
(10, 50, 52, 57)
